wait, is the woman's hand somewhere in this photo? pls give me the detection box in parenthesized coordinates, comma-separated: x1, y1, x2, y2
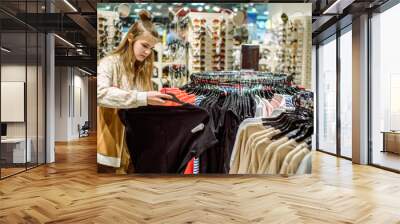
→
(146, 91, 173, 106)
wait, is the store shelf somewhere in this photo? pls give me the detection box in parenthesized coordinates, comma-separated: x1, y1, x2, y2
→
(160, 61, 186, 66)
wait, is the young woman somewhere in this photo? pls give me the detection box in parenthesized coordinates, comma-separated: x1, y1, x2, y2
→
(97, 10, 171, 173)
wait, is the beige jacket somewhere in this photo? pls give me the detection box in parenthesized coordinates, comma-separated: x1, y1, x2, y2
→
(279, 143, 307, 175)
(286, 147, 310, 174)
(266, 139, 298, 174)
(229, 123, 266, 174)
(97, 55, 148, 170)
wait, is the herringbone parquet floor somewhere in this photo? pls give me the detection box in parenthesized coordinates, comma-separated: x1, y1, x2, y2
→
(1, 135, 400, 223)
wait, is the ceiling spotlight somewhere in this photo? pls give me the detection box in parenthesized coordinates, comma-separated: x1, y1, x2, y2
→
(78, 67, 92, 76)
(1, 47, 11, 53)
(233, 8, 238, 12)
(54, 34, 75, 48)
(147, 6, 152, 11)
(105, 6, 111, 10)
(204, 5, 210, 10)
(212, 6, 220, 12)
(323, 0, 347, 14)
(63, 0, 78, 12)
(197, 7, 203, 11)
(168, 6, 173, 12)
(183, 7, 189, 11)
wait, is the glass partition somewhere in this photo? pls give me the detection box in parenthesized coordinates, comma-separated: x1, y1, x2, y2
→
(317, 36, 337, 155)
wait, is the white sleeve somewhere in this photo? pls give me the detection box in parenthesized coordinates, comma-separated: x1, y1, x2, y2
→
(97, 58, 148, 109)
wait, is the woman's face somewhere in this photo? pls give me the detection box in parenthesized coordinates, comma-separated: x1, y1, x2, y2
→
(133, 39, 155, 62)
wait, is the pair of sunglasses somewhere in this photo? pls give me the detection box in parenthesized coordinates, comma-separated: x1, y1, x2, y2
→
(193, 18, 206, 24)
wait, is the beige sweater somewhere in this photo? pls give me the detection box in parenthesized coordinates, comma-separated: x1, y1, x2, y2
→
(247, 130, 280, 174)
(236, 127, 275, 173)
(257, 137, 289, 174)
(97, 54, 148, 109)
(97, 55, 147, 168)
(279, 143, 308, 175)
(286, 147, 310, 174)
(266, 139, 298, 174)
(229, 123, 267, 174)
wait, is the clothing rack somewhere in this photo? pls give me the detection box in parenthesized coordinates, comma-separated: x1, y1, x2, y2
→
(181, 71, 301, 101)
(189, 71, 289, 85)
(176, 71, 313, 174)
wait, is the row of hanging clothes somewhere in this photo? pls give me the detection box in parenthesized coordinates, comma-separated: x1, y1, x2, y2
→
(179, 71, 313, 174)
(118, 71, 313, 174)
(229, 92, 313, 175)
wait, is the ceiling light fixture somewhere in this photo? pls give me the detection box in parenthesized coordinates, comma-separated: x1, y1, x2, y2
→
(54, 34, 75, 48)
(63, 0, 78, 12)
(212, 6, 220, 12)
(78, 67, 93, 76)
(322, 0, 353, 14)
(197, 7, 203, 11)
(1, 47, 11, 53)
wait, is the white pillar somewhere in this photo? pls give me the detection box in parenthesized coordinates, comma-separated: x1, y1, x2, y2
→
(352, 14, 369, 164)
(46, 1, 56, 163)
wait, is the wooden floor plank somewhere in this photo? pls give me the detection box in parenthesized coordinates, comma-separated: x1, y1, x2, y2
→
(0, 135, 400, 223)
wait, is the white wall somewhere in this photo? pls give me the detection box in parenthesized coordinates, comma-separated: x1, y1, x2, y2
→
(54, 67, 89, 141)
(1, 63, 45, 164)
(1, 65, 31, 138)
(55, 66, 69, 141)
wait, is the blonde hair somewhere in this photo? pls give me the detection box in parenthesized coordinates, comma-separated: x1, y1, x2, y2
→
(111, 10, 159, 91)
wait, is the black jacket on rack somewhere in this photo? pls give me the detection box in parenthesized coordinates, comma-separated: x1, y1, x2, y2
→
(119, 105, 218, 173)
(197, 93, 256, 173)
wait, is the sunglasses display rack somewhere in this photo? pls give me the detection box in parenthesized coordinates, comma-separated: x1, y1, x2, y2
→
(97, 11, 123, 61)
(152, 40, 188, 90)
(187, 12, 235, 75)
(151, 43, 164, 91)
(298, 16, 312, 89)
(264, 14, 311, 89)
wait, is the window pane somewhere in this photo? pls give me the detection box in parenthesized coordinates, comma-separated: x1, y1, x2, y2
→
(1, 31, 27, 177)
(317, 37, 337, 154)
(340, 29, 352, 158)
(371, 3, 400, 171)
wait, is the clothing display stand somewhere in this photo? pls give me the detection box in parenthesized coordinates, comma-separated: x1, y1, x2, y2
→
(179, 71, 313, 174)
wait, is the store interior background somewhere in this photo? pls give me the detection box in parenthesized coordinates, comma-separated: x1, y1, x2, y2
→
(1, 0, 400, 179)
(97, 3, 312, 175)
